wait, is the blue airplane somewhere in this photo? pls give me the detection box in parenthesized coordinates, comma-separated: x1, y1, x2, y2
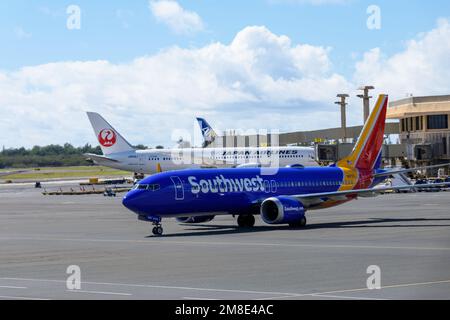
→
(123, 95, 450, 236)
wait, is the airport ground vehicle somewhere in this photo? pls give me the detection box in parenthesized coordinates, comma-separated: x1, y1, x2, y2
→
(103, 188, 117, 197)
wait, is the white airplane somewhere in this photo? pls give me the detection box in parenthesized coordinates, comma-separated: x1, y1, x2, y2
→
(85, 112, 318, 174)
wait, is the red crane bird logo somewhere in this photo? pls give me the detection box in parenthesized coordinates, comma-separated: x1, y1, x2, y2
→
(98, 129, 117, 147)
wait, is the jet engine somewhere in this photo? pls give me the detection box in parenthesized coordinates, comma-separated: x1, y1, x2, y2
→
(260, 196, 305, 225)
(176, 215, 215, 224)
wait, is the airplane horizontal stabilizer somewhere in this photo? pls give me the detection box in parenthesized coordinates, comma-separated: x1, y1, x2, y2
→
(374, 163, 450, 178)
(84, 153, 119, 163)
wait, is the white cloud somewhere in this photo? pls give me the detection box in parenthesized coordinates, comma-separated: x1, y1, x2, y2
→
(1, 20, 450, 149)
(149, 0, 204, 35)
(0, 26, 349, 148)
(354, 18, 450, 100)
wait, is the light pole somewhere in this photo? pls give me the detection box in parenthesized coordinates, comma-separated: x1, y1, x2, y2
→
(335, 94, 349, 142)
(357, 86, 375, 123)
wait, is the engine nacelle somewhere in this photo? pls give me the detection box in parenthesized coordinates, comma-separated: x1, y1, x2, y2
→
(176, 215, 215, 224)
(285, 164, 305, 169)
(260, 196, 305, 225)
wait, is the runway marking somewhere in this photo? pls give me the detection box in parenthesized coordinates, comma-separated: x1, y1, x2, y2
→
(0, 277, 303, 296)
(183, 297, 219, 300)
(315, 279, 450, 296)
(0, 295, 50, 300)
(256, 293, 387, 301)
(309, 294, 387, 300)
(1, 236, 450, 251)
(0, 286, 27, 289)
(255, 295, 300, 300)
(67, 290, 132, 296)
(2, 277, 450, 300)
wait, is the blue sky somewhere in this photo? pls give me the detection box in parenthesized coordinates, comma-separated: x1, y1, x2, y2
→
(1, 0, 448, 75)
(1, 0, 449, 148)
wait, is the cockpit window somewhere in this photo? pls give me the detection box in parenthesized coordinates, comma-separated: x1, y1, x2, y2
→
(134, 184, 160, 191)
(148, 184, 160, 191)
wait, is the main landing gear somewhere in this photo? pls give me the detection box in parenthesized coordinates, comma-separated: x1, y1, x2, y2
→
(237, 214, 256, 228)
(289, 217, 307, 228)
(152, 222, 164, 236)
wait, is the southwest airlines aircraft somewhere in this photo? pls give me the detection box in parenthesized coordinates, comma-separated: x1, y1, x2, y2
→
(85, 112, 317, 174)
(122, 95, 450, 236)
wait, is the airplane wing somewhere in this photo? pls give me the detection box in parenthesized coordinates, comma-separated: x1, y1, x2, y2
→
(289, 182, 450, 208)
(374, 163, 450, 178)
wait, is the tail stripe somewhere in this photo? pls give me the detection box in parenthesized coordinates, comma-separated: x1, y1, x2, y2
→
(336, 94, 388, 191)
(353, 95, 387, 165)
(338, 95, 388, 170)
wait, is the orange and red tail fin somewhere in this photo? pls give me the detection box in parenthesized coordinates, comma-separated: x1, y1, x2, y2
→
(338, 94, 388, 171)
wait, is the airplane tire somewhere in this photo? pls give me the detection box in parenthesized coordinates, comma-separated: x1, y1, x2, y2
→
(300, 217, 307, 227)
(237, 215, 246, 227)
(289, 217, 307, 228)
(152, 226, 164, 236)
(237, 214, 255, 228)
(246, 215, 255, 227)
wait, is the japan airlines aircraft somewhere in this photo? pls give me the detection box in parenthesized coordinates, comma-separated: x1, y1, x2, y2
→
(122, 94, 450, 236)
(85, 112, 318, 174)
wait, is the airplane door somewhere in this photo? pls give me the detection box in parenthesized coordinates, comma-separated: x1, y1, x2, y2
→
(138, 154, 145, 172)
(170, 176, 185, 201)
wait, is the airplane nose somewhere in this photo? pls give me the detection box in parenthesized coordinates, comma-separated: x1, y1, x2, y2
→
(122, 191, 144, 214)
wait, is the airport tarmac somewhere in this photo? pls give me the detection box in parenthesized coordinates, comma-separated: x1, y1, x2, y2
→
(0, 182, 449, 300)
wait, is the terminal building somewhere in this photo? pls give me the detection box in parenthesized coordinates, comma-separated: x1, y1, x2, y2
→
(388, 95, 450, 165)
(208, 93, 450, 175)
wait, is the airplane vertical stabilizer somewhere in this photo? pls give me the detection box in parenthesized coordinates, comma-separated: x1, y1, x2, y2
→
(337, 94, 388, 171)
(196, 117, 218, 147)
(86, 112, 135, 155)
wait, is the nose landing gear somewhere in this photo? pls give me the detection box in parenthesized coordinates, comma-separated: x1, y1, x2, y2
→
(138, 215, 164, 236)
(152, 223, 164, 236)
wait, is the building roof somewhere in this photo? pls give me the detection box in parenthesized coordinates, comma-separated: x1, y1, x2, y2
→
(387, 95, 450, 119)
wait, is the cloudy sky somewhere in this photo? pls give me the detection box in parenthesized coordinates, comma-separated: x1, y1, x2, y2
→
(1, 0, 449, 148)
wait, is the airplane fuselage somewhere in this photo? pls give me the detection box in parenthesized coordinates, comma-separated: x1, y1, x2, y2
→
(91, 147, 317, 174)
(123, 166, 373, 219)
